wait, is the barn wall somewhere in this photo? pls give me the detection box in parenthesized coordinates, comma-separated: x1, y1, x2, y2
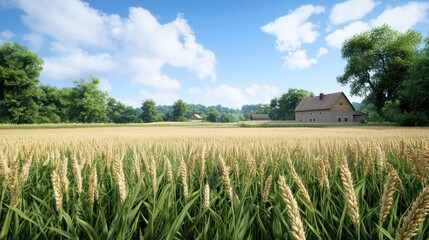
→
(295, 110, 355, 123)
(331, 94, 354, 111)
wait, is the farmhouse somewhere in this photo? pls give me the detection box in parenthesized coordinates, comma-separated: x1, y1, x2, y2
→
(189, 114, 203, 122)
(294, 92, 366, 123)
(250, 114, 270, 121)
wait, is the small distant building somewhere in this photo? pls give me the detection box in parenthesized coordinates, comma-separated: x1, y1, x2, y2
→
(250, 114, 270, 121)
(189, 114, 203, 122)
(294, 92, 367, 123)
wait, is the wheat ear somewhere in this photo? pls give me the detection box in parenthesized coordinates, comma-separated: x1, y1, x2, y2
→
(339, 156, 360, 229)
(277, 175, 306, 240)
(379, 171, 398, 223)
(395, 186, 429, 240)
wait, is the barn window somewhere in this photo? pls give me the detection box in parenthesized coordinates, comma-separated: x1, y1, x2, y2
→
(310, 112, 312, 115)
(310, 119, 312, 122)
(320, 112, 322, 115)
(338, 118, 341, 122)
(313, 118, 316, 122)
(340, 102, 343, 106)
(344, 117, 348, 122)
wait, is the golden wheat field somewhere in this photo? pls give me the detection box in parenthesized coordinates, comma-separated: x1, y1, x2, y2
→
(0, 126, 428, 239)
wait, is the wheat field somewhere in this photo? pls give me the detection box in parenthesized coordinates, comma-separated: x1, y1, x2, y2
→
(0, 126, 428, 239)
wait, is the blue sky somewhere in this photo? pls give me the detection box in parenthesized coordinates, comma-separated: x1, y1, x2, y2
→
(1, 0, 428, 108)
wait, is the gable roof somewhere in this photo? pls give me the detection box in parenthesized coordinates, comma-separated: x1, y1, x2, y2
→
(251, 114, 270, 120)
(189, 114, 203, 120)
(294, 92, 355, 112)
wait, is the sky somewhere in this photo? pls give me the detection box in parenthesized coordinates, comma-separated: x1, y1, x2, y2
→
(0, 0, 428, 109)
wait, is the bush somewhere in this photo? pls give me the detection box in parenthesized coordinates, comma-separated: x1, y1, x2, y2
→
(398, 111, 428, 126)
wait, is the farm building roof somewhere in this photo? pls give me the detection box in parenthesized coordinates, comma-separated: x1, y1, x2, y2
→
(294, 92, 354, 112)
(189, 114, 203, 120)
(250, 114, 270, 120)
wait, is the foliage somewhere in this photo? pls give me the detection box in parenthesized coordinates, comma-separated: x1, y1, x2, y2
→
(269, 88, 314, 120)
(338, 25, 421, 116)
(68, 77, 108, 123)
(0, 42, 43, 123)
(140, 99, 160, 123)
(399, 36, 429, 125)
(172, 100, 187, 121)
(206, 108, 219, 122)
(219, 113, 235, 123)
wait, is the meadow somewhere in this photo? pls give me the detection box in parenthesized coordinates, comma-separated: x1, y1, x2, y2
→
(0, 126, 428, 239)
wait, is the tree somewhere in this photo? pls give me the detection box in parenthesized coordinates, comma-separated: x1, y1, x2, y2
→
(206, 108, 219, 122)
(38, 85, 63, 123)
(69, 77, 108, 123)
(270, 88, 314, 120)
(0, 42, 43, 123)
(141, 99, 159, 123)
(337, 25, 421, 116)
(172, 99, 187, 121)
(219, 113, 235, 123)
(399, 36, 429, 125)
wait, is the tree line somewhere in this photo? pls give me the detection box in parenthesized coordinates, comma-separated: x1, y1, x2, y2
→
(0, 42, 245, 124)
(2, 24, 428, 126)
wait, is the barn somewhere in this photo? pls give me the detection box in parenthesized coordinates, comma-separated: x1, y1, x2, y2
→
(189, 114, 203, 122)
(250, 114, 270, 121)
(294, 92, 366, 123)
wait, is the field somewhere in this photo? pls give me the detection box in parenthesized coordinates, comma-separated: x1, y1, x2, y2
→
(0, 126, 429, 239)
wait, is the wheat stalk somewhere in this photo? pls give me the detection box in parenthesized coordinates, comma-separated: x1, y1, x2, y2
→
(88, 166, 98, 206)
(113, 152, 127, 203)
(287, 159, 312, 205)
(203, 182, 210, 209)
(180, 158, 189, 199)
(277, 175, 306, 240)
(339, 156, 360, 229)
(218, 155, 233, 201)
(396, 186, 429, 240)
(262, 174, 272, 202)
(379, 171, 398, 223)
(51, 170, 62, 211)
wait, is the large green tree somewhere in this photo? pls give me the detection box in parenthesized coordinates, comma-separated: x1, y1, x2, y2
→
(38, 85, 64, 123)
(172, 99, 187, 121)
(270, 88, 314, 120)
(0, 42, 43, 123)
(69, 77, 108, 123)
(337, 25, 421, 116)
(141, 99, 159, 123)
(206, 107, 219, 122)
(399, 36, 429, 125)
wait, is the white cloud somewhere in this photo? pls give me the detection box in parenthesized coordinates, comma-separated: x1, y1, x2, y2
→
(22, 32, 44, 49)
(371, 1, 429, 31)
(316, 47, 328, 57)
(325, 21, 370, 48)
(330, 0, 378, 25)
(244, 84, 278, 103)
(118, 98, 140, 108)
(1, 29, 14, 39)
(8, 0, 216, 97)
(282, 50, 317, 70)
(140, 89, 178, 106)
(99, 79, 112, 92)
(122, 8, 216, 81)
(261, 4, 325, 52)
(42, 46, 116, 80)
(14, 0, 115, 48)
(187, 84, 278, 108)
(188, 87, 202, 95)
